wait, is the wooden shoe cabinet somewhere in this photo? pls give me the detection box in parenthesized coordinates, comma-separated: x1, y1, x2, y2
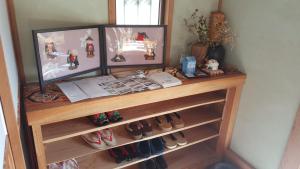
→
(24, 73, 246, 169)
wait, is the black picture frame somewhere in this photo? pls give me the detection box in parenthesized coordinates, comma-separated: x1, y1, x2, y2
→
(103, 25, 167, 69)
(32, 25, 105, 93)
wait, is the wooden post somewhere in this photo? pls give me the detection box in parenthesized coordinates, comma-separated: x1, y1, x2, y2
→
(217, 85, 243, 156)
(32, 125, 47, 169)
(108, 0, 116, 24)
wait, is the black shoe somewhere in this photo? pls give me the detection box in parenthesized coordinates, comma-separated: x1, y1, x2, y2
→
(155, 156, 168, 169)
(137, 140, 151, 158)
(108, 148, 126, 164)
(125, 144, 138, 159)
(146, 159, 157, 169)
(150, 137, 164, 155)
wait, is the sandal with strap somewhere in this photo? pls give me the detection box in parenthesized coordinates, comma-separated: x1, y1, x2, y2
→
(105, 111, 123, 123)
(89, 113, 109, 127)
(126, 122, 143, 140)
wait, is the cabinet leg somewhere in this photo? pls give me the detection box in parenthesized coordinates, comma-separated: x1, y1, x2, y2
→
(217, 85, 243, 157)
(32, 125, 47, 169)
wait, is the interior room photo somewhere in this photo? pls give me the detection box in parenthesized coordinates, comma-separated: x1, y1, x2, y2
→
(0, 0, 299, 169)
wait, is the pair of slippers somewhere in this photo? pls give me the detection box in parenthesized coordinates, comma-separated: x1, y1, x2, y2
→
(81, 129, 117, 150)
(155, 113, 185, 132)
(89, 111, 123, 126)
(137, 137, 164, 158)
(126, 120, 153, 140)
(108, 144, 137, 164)
(139, 156, 168, 169)
(162, 132, 187, 149)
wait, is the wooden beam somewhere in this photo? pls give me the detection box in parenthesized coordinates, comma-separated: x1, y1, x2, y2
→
(0, 39, 26, 169)
(280, 106, 300, 169)
(163, 0, 174, 66)
(4, 136, 16, 169)
(6, 0, 25, 84)
(108, 0, 116, 24)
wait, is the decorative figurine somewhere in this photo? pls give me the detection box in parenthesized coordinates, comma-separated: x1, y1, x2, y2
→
(202, 59, 224, 76)
(67, 50, 79, 70)
(136, 32, 149, 41)
(85, 36, 95, 58)
(45, 38, 57, 59)
(144, 40, 157, 60)
(205, 59, 219, 70)
(111, 41, 126, 62)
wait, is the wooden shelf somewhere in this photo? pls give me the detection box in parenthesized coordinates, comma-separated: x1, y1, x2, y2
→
(123, 142, 219, 169)
(164, 142, 219, 169)
(75, 125, 219, 169)
(42, 92, 225, 143)
(45, 107, 221, 164)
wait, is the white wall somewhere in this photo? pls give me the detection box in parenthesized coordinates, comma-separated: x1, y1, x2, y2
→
(222, 0, 300, 168)
(14, 0, 108, 82)
(0, 101, 7, 169)
(0, 0, 20, 117)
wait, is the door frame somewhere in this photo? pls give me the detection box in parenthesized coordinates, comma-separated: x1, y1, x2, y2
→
(0, 38, 26, 169)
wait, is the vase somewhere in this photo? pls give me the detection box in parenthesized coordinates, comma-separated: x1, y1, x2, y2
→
(207, 44, 225, 67)
(191, 43, 208, 68)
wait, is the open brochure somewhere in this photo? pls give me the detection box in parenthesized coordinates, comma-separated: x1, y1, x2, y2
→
(57, 75, 162, 103)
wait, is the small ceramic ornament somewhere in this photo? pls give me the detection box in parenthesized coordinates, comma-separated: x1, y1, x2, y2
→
(205, 59, 219, 71)
(85, 36, 95, 58)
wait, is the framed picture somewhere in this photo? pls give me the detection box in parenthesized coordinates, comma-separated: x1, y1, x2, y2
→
(103, 25, 166, 68)
(33, 25, 103, 91)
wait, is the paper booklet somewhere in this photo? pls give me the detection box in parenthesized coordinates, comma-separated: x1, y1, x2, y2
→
(148, 72, 182, 88)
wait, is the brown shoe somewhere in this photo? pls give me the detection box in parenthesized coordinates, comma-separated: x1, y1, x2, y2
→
(140, 120, 153, 136)
(126, 122, 143, 140)
(155, 116, 172, 132)
(167, 112, 185, 129)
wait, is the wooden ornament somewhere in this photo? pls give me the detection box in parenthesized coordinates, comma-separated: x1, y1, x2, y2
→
(209, 11, 225, 43)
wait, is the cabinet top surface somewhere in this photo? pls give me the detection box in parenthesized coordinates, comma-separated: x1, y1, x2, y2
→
(24, 73, 246, 125)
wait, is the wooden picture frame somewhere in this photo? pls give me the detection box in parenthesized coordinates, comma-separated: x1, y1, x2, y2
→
(32, 25, 104, 92)
(103, 25, 166, 69)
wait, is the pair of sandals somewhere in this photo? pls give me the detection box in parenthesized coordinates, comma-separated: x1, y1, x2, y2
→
(108, 144, 137, 164)
(81, 129, 117, 150)
(155, 113, 185, 132)
(126, 120, 153, 140)
(136, 137, 164, 158)
(89, 111, 123, 126)
(139, 156, 168, 169)
(162, 132, 187, 149)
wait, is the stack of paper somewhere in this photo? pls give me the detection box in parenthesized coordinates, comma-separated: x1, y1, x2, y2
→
(148, 72, 182, 88)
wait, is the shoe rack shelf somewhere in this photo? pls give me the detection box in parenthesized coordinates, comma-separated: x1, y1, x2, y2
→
(24, 73, 246, 169)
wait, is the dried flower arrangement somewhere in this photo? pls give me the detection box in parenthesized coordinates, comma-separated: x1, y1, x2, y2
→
(213, 20, 235, 48)
(184, 9, 209, 45)
(184, 9, 235, 47)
